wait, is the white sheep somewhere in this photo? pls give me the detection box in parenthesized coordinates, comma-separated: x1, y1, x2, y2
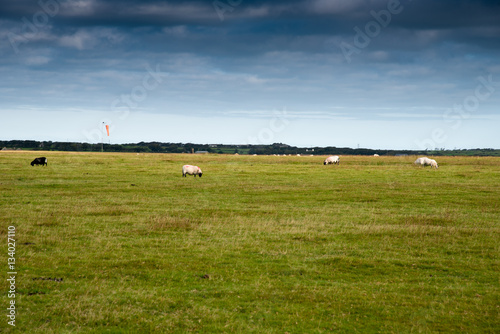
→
(414, 157, 438, 168)
(324, 156, 340, 165)
(182, 165, 203, 177)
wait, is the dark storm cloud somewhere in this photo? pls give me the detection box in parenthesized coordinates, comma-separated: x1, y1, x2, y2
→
(2, 0, 500, 57)
(0, 1, 499, 148)
(1, 0, 498, 74)
(3, 0, 498, 29)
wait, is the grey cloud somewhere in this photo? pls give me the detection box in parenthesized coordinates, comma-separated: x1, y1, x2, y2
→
(1, 0, 499, 123)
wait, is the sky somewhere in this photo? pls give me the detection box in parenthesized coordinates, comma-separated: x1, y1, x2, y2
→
(0, 0, 499, 149)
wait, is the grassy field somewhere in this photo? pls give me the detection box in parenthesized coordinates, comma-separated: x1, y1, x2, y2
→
(0, 151, 499, 333)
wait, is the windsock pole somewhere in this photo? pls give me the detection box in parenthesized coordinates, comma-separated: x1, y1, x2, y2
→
(101, 122, 105, 152)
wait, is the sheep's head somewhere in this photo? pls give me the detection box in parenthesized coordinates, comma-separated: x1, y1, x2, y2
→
(199, 173, 202, 177)
(323, 161, 327, 165)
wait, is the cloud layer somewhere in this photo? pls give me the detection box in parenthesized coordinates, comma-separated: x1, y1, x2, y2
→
(1, 0, 499, 148)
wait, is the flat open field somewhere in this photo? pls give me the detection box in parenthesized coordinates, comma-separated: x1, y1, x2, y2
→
(1, 151, 499, 333)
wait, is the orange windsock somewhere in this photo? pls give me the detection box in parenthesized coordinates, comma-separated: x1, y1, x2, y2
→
(105, 125, 110, 136)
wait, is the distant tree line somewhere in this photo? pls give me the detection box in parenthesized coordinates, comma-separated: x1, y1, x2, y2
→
(1, 140, 499, 156)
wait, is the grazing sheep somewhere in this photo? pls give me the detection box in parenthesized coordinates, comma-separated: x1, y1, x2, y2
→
(182, 165, 202, 177)
(31, 157, 47, 166)
(324, 156, 340, 165)
(414, 157, 438, 168)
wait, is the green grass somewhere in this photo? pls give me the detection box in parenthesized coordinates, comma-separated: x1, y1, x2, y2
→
(1, 152, 499, 333)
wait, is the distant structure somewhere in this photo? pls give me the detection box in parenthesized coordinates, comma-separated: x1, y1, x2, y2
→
(195, 151, 209, 154)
